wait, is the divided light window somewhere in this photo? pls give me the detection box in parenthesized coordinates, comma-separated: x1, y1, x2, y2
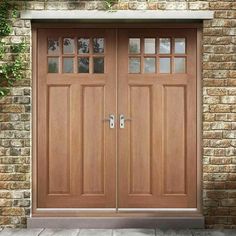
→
(47, 37, 105, 74)
(128, 37, 186, 74)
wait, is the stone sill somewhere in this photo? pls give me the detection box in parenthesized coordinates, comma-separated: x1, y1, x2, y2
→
(27, 216, 205, 229)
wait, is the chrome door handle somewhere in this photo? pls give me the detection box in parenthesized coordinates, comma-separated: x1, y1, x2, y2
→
(103, 114, 115, 129)
(120, 114, 132, 129)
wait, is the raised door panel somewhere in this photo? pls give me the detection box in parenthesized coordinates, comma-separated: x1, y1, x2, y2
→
(129, 86, 152, 195)
(163, 86, 186, 195)
(82, 86, 105, 195)
(48, 86, 71, 194)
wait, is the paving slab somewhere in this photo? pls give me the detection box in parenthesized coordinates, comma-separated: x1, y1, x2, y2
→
(192, 230, 236, 236)
(113, 229, 155, 236)
(78, 229, 112, 236)
(0, 228, 43, 236)
(1, 229, 236, 236)
(39, 229, 80, 236)
(156, 229, 192, 236)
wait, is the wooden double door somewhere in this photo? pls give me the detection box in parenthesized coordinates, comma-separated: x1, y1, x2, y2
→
(37, 27, 197, 210)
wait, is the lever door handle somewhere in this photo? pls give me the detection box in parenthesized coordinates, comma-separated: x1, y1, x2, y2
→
(103, 114, 115, 129)
(120, 114, 132, 129)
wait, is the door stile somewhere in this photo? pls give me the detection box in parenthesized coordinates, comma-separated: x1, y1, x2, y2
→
(115, 28, 119, 213)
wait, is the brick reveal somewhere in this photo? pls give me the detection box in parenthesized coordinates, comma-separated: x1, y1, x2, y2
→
(0, 0, 235, 229)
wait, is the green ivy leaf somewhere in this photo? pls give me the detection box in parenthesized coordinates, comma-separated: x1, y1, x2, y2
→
(104, 0, 117, 10)
(0, 0, 26, 97)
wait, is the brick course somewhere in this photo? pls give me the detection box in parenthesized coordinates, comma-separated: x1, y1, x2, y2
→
(0, 0, 235, 228)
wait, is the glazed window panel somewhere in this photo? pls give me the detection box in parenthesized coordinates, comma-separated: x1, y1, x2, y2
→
(63, 38, 75, 54)
(144, 58, 156, 73)
(129, 38, 141, 54)
(129, 57, 141, 74)
(63, 58, 74, 73)
(78, 57, 89, 73)
(93, 38, 104, 54)
(48, 57, 59, 73)
(159, 38, 171, 54)
(144, 38, 156, 54)
(159, 57, 171, 73)
(48, 39, 60, 54)
(93, 57, 104, 74)
(174, 38, 186, 54)
(78, 38, 90, 54)
(174, 57, 186, 73)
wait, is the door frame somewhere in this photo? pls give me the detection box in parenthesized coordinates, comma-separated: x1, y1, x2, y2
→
(32, 22, 203, 217)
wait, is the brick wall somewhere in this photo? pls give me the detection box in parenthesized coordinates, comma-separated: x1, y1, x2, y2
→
(0, 0, 235, 228)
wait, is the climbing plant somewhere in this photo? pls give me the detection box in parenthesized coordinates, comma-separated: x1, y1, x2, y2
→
(104, 0, 118, 10)
(104, 0, 151, 10)
(0, 0, 26, 98)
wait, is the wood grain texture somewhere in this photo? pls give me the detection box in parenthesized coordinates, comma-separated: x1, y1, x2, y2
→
(48, 86, 70, 194)
(163, 86, 186, 194)
(82, 86, 105, 194)
(129, 86, 151, 194)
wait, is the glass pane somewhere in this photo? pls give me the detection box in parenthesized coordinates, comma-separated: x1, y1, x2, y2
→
(129, 58, 140, 73)
(93, 38, 104, 53)
(48, 57, 59, 73)
(144, 58, 156, 73)
(159, 58, 171, 73)
(78, 57, 89, 73)
(63, 38, 75, 54)
(93, 57, 104, 73)
(144, 38, 155, 54)
(174, 57, 186, 73)
(175, 38, 186, 54)
(48, 39, 59, 54)
(63, 58, 74, 73)
(78, 38, 90, 54)
(129, 38, 140, 54)
(159, 38, 171, 54)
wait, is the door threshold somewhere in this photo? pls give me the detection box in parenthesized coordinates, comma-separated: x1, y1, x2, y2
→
(27, 216, 204, 229)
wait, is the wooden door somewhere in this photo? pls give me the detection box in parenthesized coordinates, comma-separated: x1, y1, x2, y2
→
(118, 29, 197, 208)
(37, 29, 117, 208)
(37, 27, 197, 211)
